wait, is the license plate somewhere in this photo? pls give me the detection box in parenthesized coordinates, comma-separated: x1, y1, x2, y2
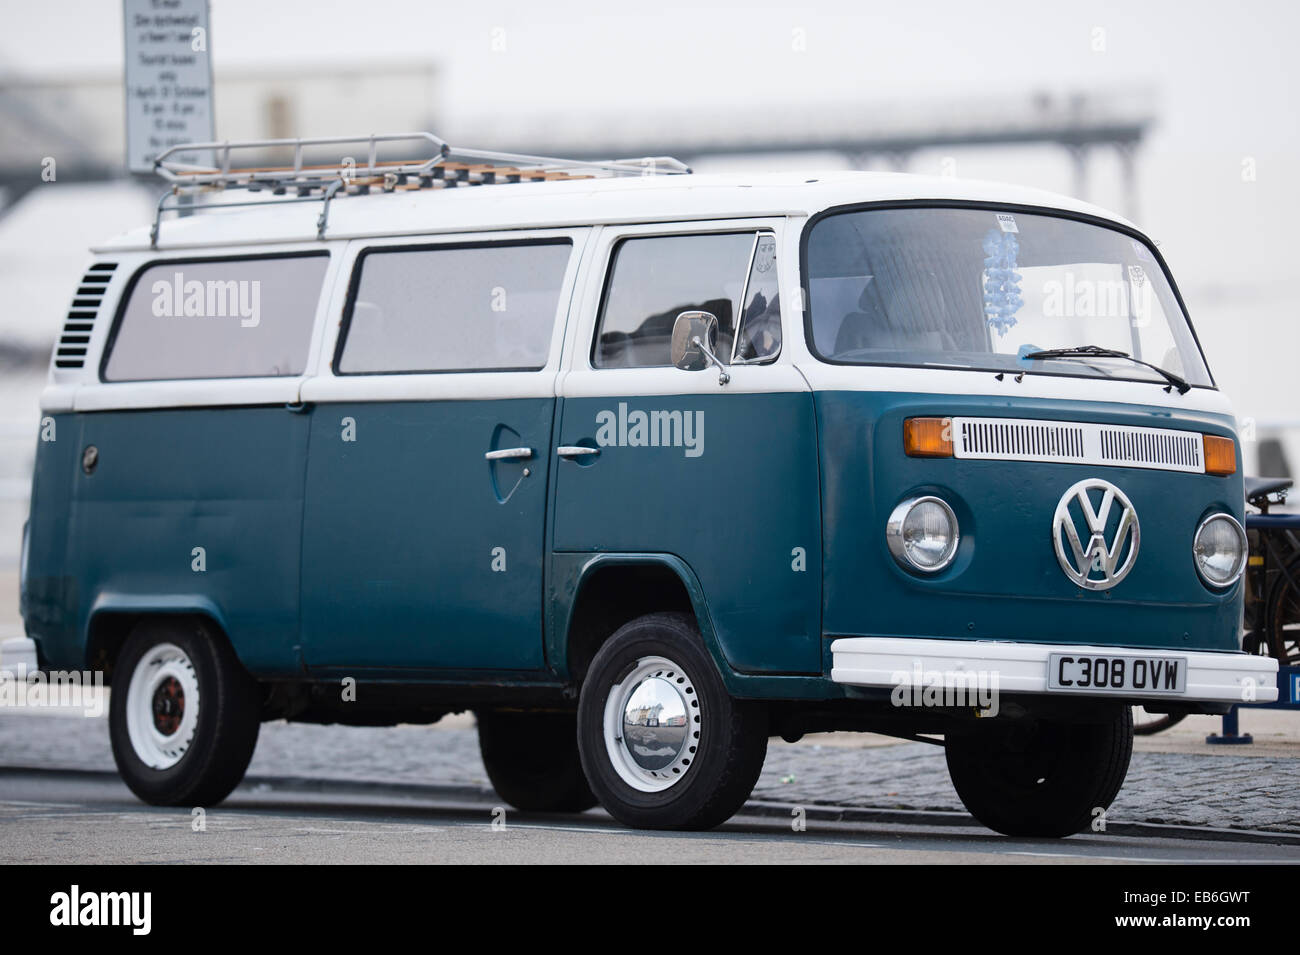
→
(1047, 653, 1186, 694)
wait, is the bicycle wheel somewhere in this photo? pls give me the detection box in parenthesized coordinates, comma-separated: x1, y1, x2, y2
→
(1131, 707, 1186, 736)
(1265, 558, 1300, 665)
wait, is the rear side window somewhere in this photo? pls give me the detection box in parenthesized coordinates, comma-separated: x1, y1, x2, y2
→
(594, 233, 757, 368)
(336, 240, 572, 374)
(103, 253, 328, 381)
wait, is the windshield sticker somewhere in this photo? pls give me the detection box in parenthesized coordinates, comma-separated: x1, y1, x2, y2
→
(982, 229, 1024, 336)
(995, 213, 1019, 233)
(1128, 266, 1153, 327)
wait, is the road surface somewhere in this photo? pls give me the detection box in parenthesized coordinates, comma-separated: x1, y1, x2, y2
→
(2, 768, 1296, 865)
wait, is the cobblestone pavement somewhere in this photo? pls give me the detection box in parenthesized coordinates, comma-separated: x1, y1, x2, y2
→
(1, 712, 1296, 833)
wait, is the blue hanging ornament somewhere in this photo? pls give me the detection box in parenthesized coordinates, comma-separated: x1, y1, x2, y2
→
(982, 229, 1023, 337)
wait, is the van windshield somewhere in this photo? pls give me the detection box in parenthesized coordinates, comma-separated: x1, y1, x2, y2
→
(804, 206, 1213, 388)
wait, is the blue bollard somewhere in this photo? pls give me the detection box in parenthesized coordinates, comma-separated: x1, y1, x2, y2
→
(1206, 705, 1254, 744)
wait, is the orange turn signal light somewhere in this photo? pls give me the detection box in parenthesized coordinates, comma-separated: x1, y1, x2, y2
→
(1203, 434, 1236, 476)
(904, 417, 954, 458)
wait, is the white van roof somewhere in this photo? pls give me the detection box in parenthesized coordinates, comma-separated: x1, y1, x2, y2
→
(94, 169, 1137, 253)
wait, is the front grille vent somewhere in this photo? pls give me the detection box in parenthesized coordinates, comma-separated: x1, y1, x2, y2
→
(958, 419, 1087, 461)
(951, 416, 1205, 474)
(1098, 427, 1202, 471)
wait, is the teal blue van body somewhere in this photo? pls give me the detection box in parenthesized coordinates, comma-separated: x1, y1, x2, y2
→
(17, 173, 1273, 726)
(25, 394, 1242, 695)
(816, 391, 1244, 654)
(27, 407, 308, 675)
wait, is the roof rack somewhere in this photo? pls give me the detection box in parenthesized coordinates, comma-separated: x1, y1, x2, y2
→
(148, 131, 691, 248)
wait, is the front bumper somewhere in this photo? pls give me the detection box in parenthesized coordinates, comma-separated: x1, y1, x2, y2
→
(830, 637, 1279, 704)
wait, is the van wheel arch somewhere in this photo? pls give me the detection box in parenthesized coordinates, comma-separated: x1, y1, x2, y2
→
(563, 560, 712, 686)
(87, 611, 239, 687)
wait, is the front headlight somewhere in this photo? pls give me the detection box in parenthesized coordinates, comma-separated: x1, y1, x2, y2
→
(1193, 513, 1247, 588)
(887, 496, 959, 573)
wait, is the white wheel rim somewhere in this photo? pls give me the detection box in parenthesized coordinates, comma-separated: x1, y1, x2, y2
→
(603, 655, 701, 793)
(124, 642, 200, 770)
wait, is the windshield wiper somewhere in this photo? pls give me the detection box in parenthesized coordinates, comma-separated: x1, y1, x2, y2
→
(1021, 344, 1191, 394)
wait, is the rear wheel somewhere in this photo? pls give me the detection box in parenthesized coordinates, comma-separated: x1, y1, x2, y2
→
(109, 618, 261, 807)
(945, 706, 1132, 837)
(576, 612, 767, 830)
(475, 709, 597, 813)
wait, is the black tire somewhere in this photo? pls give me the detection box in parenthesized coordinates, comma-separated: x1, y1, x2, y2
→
(109, 618, 262, 807)
(475, 709, 597, 813)
(945, 706, 1133, 838)
(576, 612, 767, 830)
(1265, 559, 1300, 666)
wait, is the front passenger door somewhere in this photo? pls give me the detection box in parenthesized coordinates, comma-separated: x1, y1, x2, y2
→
(553, 221, 823, 675)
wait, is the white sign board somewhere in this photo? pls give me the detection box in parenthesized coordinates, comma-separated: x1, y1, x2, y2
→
(123, 0, 215, 175)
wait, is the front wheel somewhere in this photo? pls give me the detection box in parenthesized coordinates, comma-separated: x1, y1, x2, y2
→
(109, 618, 262, 807)
(945, 706, 1133, 837)
(576, 612, 768, 830)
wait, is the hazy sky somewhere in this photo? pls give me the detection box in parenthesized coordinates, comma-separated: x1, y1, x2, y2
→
(3, 0, 1296, 284)
(1, 0, 1297, 430)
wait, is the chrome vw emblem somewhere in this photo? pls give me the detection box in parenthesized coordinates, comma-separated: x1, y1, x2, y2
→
(1051, 478, 1140, 591)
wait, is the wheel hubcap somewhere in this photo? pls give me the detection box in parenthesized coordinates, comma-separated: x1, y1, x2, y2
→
(604, 656, 700, 792)
(151, 677, 185, 735)
(124, 643, 200, 770)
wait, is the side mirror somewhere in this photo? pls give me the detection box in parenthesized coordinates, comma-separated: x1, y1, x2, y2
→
(671, 310, 730, 385)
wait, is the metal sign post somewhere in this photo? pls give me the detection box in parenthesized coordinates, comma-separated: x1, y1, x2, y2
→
(123, 0, 214, 176)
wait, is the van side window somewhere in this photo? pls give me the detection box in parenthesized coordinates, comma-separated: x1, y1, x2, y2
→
(594, 233, 756, 368)
(337, 240, 571, 374)
(733, 231, 781, 363)
(103, 253, 328, 381)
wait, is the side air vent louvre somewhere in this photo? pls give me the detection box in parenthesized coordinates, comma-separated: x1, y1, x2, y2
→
(951, 416, 1206, 474)
(55, 263, 117, 369)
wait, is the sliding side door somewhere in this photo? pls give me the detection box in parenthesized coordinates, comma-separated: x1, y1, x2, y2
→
(299, 229, 587, 674)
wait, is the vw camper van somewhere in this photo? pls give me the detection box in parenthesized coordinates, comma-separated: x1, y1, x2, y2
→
(17, 133, 1279, 836)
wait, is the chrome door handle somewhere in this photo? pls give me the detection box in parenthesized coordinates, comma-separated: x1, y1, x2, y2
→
(557, 446, 600, 459)
(485, 447, 534, 461)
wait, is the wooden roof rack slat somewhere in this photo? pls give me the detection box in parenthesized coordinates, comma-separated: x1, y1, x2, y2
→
(153, 131, 689, 187)
(147, 131, 689, 248)
(144, 130, 691, 250)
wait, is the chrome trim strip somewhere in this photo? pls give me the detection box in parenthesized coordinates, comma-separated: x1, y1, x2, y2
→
(731, 232, 762, 366)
